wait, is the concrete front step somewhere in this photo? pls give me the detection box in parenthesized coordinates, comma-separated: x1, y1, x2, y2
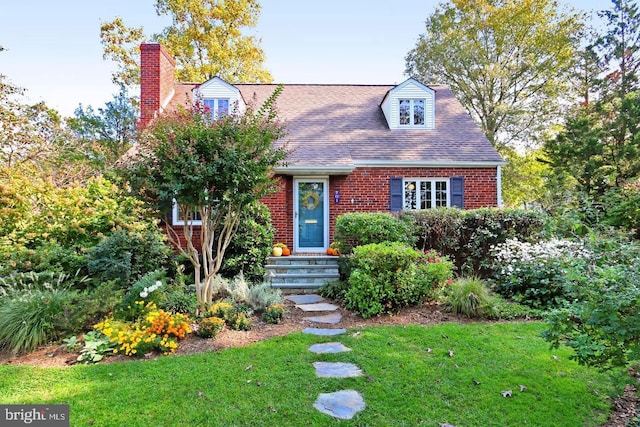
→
(266, 255, 340, 290)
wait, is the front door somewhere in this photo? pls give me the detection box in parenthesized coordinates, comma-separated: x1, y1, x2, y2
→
(294, 178, 329, 253)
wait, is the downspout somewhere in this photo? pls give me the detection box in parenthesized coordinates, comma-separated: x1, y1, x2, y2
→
(496, 165, 503, 208)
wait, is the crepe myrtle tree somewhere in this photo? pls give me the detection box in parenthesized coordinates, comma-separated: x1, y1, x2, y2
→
(127, 86, 287, 312)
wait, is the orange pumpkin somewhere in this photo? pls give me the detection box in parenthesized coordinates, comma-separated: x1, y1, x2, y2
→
(327, 248, 335, 256)
(282, 247, 291, 256)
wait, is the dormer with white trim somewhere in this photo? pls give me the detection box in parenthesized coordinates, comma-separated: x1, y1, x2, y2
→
(194, 77, 245, 119)
(381, 78, 435, 130)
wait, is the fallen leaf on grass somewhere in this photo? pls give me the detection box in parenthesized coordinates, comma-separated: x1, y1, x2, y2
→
(448, 350, 454, 357)
(519, 385, 527, 392)
(440, 423, 457, 427)
(268, 406, 276, 413)
(473, 379, 481, 385)
(245, 364, 253, 370)
(427, 348, 433, 353)
(501, 390, 512, 398)
(197, 392, 203, 398)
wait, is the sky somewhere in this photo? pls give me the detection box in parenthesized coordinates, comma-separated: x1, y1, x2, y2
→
(0, 0, 608, 117)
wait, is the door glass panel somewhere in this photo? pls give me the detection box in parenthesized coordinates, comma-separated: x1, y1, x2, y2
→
(297, 181, 325, 248)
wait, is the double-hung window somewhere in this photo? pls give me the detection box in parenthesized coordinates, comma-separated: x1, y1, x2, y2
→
(203, 98, 229, 120)
(399, 99, 425, 126)
(172, 201, 202, 226)
(403, 179, 448, 210)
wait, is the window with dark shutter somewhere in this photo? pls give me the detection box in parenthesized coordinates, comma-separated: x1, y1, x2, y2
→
(390, 177, 403, 211)
(450, 176, 464, 208)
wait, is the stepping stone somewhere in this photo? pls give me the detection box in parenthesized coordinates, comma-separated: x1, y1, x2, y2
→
(304, 312, 342, 324)
(309, 342, 351, 354)
(314, 390, 365, 420)
(303, 328, 346, 336)
(296, 303, 339, 312)
(285, 294, 324, 304)
(313, 362, 363, 378)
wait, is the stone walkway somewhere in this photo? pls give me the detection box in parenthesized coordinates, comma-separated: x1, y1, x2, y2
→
(284, 293, 366, 420)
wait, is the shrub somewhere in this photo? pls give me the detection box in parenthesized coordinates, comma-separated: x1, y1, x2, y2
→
(262, 304, 285, 324)
(333, 212, 417, 254)
(95, 304, 192, 356)
(207, 301, 253, 330)
(318, 280, 350, 301)
(87, 229, 171, 289)
(0, 272, 80, 353)
(543, 263, 640, 370)
(442, 277, 496, 318)
(219, 201, 275, 283)
(247, 283, 283, 312)
(113, 270, 168, 321)
(343, 243, 453, 318)
(491, 238, 591, 309)
(400, 208, 548, 275)
(197, 317, 225, 338)
(604, 183, 640, 238)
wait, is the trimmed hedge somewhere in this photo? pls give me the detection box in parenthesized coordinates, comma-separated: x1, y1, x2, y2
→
(400, 208, 548, 276)
(333, 212, 416, 254)
(343, 242, 453, 318)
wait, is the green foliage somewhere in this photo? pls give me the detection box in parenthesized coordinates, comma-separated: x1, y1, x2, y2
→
(604, 182, 640, 238)
(442, 277, 496, 318)
(491, 238, 591, 309)
(544, 262, 640, 370)
(77, 331, 116, 364)
(0, 272, 80, 353)
(125, 90, 287, 312)
(100, 0, 272, 88)
(196, 317, 225, 338)
(87, 229, 171, 289)
(0, 173, 166, 288)
(401, 208, 548, 275)
(246, 283, 283, 312)
(67, 84, 137, 170)
(261, 304, 285, 324)
(317, 280, 350, 301)
(218, 201, 275, 283)
(343, 243, 453, 318)
(405, 0, 582, 149)
(113, 270, 168, 321)
(333, 212, 417, 254)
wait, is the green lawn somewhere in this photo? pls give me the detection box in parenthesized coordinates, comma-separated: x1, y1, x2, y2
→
(0, 322, 623, 426)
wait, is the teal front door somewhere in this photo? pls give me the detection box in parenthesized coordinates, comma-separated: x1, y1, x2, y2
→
(294, 179, 328, 252)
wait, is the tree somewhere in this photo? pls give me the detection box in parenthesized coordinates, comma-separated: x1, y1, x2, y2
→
(125, 87, 287, 313)
(67, 84, 138, 169)
(1, 46, 65, 170)
(545, 0, 640, 202)
(100, 0, 272, 89)
(405, 0, 583, 150)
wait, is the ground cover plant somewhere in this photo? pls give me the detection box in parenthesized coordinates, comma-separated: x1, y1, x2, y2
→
(0, 323, 621, 426)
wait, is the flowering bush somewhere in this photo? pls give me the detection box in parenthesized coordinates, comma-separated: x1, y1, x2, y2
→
(491, 238, 591, 308)
(197, 317, 225, 338)
(113, 271, 167, 321)
(262, 304, 285, 324)
(343, 243, 453, 318)
(95, 302, 192, 356)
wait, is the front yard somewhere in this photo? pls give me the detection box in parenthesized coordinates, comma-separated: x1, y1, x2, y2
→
(0, 322, 625, 426)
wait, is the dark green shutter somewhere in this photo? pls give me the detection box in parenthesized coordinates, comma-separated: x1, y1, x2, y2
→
(450, 176, 464, 208)
(390, 177, 403, 211)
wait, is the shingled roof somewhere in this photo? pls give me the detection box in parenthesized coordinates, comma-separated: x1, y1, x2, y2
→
(168, 81, 503, 173)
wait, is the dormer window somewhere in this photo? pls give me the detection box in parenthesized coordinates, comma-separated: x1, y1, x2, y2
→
(203, 98, 229, 120)
(399, 99, 425, 126)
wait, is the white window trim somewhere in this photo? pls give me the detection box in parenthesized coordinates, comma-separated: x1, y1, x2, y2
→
(402, 178, 450, 210)
(172, 200, 202, 226)
(399, 98, 427, 127)
(204, 98, 230, 120)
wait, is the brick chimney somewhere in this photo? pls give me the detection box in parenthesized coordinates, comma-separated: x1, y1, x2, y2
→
(139, 43, 176, 128)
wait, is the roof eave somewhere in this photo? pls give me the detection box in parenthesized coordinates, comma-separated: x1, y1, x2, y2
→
(353, 160, 507, 168)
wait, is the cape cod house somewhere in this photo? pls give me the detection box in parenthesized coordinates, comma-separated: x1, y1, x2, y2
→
(140, 43, 504, 262)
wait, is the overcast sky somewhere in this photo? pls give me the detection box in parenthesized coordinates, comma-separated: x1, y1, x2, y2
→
(0, 0, 607, 117)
